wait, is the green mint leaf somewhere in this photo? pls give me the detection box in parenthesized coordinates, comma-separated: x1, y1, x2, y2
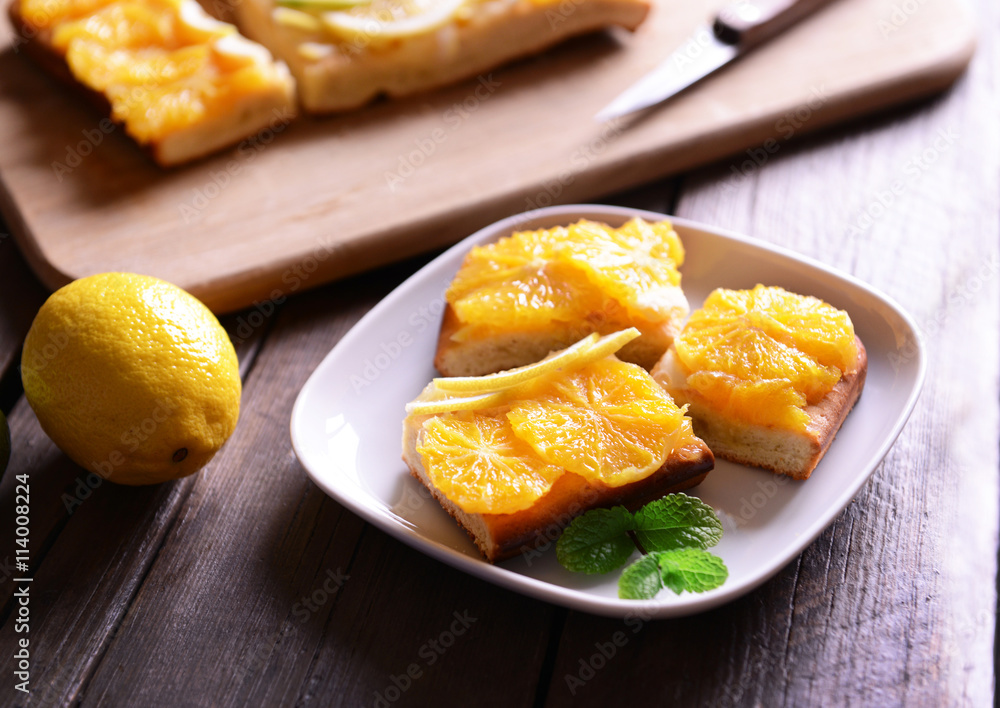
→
(556, 506, 636, 574)
(633, 493, 723, 552)
(655, 549, 728, 595)
(617, 554, 663, 600)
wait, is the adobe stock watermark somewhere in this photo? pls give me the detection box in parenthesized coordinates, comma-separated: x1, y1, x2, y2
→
(385, 75, 502, 192)
(564, 607, 657, 696)
(392, 481, 433, 517)
(718, 475, 791, 535)
(845, 127, 958, 239)
(877, 0, 931, 37)
(719, 85, 829, 191)
(236, 567, 350, 682)
(665, 2, 754, 70)
(229, 236, 343, 345)
(60, 396, 180, 513)
(50, 119, 117, 182)
(889, 252, 999, 372)
(349, 294, 446, 393)
(47, 73, 163, 179)
(372, 610, 477, 707)
(178, 106, 295, 224)
(517, 486, 602, 567)
(524, 118, 625, 211)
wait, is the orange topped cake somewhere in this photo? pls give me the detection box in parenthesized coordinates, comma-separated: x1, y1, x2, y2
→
(231, 0, 649, 113)
(11, 0, 296, 165)
(652, 285, 867, 480)
(403, 330, 714, 562)
(436, 218, 690, 377)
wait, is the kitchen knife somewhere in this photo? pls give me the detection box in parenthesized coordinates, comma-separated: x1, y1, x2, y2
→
(595, 0, 839, 122)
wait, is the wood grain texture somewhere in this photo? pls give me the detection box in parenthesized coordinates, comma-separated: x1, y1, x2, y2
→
(0, 217, 47, 385)
(0, 306, 270, 705)
(0, 0, 996, 704)
(541, 0, 1000, 701)
(0, 0, 976, 313)
(72, 264, 555, 707)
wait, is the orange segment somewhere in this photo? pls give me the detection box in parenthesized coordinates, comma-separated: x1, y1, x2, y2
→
(21, 0, 117, 28)
(560, 219, 686, 321)
(507, 358, 689, 487)
(739, 286, 859, 373)
(675, 285, 857, 430)
(417, 412, 564, 515)
(449, 260, 605, 333)
(51, 2, 175, 49)
(677, 324, 839, 404)
(445, 218, 685, 336)
(26, 0, 285, 148)
(68, 43, 210, 90)
(685, 371, 809, 429)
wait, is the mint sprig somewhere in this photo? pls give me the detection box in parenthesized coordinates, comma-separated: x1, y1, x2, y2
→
(633, 493, 724, 552)
(556, 493, 728, 599)
(619, 548, 729, 599)
(556, 506, 636, 574)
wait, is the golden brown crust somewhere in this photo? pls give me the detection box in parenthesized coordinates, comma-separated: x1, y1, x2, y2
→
(402, 413, 714, 563)
(653, 337, 868, 480)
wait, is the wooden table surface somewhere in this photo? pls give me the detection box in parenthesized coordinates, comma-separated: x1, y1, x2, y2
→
(1, 0, 997, 703)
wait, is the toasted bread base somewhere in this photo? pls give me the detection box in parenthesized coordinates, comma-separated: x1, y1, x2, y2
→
(402, 412, 714, 563)
(434, 302, 685, 376)
(651, 338, 868, 480)
(234, 0, 650, 114)
(9, 0, 297, 167)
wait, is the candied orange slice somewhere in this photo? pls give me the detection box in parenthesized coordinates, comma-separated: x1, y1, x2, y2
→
(417, 412, 564, 515)
(21, 0, 117, 28)
(445, 219, 684, 337)
(675, 285, 857, 430)
(507, 358, 688, 487)
(447, 228, 606, 333)
(412, 331, 701, 513)
(68, 43, 210, 91)
(685, 371, 810, 429)
(25, 0, 291, 153)
(559, 219, 685, 321)
(734, 286, 859, 373)
(677, 324, 838, 404)
(52, 3, 174, 49)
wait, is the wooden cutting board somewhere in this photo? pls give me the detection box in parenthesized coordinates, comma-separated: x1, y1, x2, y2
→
(0, 0, 975, 313)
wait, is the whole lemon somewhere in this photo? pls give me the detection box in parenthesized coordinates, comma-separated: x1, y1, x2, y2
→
(21, 273, 241, 485)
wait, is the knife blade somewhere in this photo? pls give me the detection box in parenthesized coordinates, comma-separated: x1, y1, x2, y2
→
(595, 0, 839, 122)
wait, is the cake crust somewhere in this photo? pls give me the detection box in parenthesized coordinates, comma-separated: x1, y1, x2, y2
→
(652, 337, 868, 480)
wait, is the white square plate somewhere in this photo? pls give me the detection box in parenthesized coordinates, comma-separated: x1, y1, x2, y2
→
(290, 204, 925, 618)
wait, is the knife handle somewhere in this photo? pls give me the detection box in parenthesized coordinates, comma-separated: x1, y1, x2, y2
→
(714, 0, 837, 50)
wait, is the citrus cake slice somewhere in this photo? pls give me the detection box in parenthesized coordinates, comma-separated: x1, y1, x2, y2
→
(403, 329, 715, 562)
(651, 285, 867, 480)
(10, 0, 296, 166)
(436, 218, 690, 377)
(232, 0, 649, 113)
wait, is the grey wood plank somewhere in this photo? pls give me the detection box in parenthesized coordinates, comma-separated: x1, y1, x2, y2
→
(73, 261, 554, 707)
(541, 3, 1000, 702)
(0, 218, 47, 384)
(0, 304, 273, 706)
(293, 525, 556, 708)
